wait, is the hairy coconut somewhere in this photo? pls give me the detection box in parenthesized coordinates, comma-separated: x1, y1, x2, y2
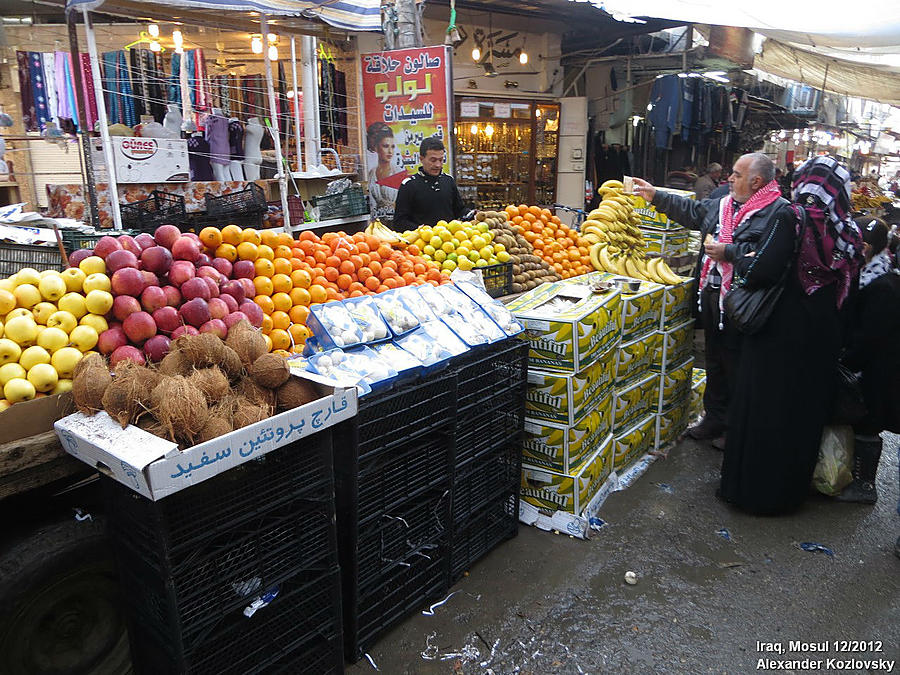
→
(276, 377, 320, 411)
(232, 402, 270, 429)
(135, 414, 169, 440)
(158, 350, 191, 376)
(174, 332, 225, 368)
(196, 416, 232, 443)
(220, 345, 244, 380)
(151, 375, 210, 443)
(72, 361, 112, 415)
(225, 322, 267, 365)
(73, 352, 106, 381)
(100, 361, 159, 428)
(236, 377, 275, 412)
(248, 353, 290, 389)
(187, 366, 230, 403)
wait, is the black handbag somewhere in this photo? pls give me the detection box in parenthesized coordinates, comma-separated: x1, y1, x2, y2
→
(723, 281, 785, 335)
(830, 364, 868, 425)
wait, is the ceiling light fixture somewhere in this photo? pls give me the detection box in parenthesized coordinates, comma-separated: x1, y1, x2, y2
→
(471, 46, 481, 61)
(148, 24, 159, 38)
(519, 50, 528, 65)
(268, 44, 279, 60)
(251, 35, 263, 54)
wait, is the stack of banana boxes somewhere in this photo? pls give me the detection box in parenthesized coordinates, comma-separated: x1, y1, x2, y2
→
(634, 188, 694, 259)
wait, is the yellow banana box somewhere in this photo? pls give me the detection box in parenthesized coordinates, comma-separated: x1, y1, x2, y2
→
(615, 331, 660, 387)
(526, 348, 616, 425)
(656, 402, 691, 448)
(660, 276, 697, 329)
(639, 227, 691, 257)
(690, 368, 707, 420)
(522, 394, 612, 473)
(650, 319, 694, 372)
(507, 282, 622, 372)
(659, 357, 694, 412)
(612, 371, 660, 432)
(561, 272, 664, 341)
(613, 412, 657, 471)
(521, 433, 614, 514)
(632, 187, 696, 230)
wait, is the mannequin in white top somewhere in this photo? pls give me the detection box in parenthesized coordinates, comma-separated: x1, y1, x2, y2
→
(163, 104, 183, 138)
(206, 107, 231, 183)
(243, 117, 264, 181)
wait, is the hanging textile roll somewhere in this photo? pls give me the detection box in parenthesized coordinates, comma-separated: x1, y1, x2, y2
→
(17, 51, 36, 131)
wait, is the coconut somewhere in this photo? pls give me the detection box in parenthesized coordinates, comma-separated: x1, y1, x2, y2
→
(196, 415, 233, 443)
(276, 377, 320, 411)
(72, 362, 112, 415)
(220, 345, 244, 381)
(232, 402, 270, 429)
(73, 352, 106, 381)
(187, 366, 230, 403)
(135, 414, 169, 440)
(174, 332, 226, 369)
(151, 375, 210, 443)
(101, 361, 159, 428)
(248, 353, 290, 389)
(158, 350, 191, 377)
(225, 322, 268, 365)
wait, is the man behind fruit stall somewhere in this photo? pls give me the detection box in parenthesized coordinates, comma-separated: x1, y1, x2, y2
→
(393, 137, 467, 230)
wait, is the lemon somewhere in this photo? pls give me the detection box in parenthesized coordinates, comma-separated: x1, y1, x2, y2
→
(471, 235, 486, 250)
(438, 229, 453, 242)
(47, 311, 77, 334)
(4, 377, 35, 403)
(435, 220, 448, 229)
(475, 259, 488, 267)
(440, 241, 455, 254)
(497, 250, 511, 263)
(0, 363, 26, 386)
(479, 246, 493, 259)
(19, 345, 51, 370)
(433, 250, 447, 263)
(5, 316, 38, 346)
(51, 347, 83, 379)
(27, 363, 58, 393)
(458, 257, 474, 271)
(442, 259, 457, 272)
(423, 245, 436, 257)
(468, 250, 480, 263)
(492, 242, 505, 253)
(429, 236, 442, 249)
(414, 238, 426, 250)
(0, 338, 22, 366)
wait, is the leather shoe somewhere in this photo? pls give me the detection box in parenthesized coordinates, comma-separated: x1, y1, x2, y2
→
(686, 416, 725, 441)
(711, 434, 726, 451)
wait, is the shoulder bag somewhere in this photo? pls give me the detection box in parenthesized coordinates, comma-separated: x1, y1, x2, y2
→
(723, 207, 803, 335)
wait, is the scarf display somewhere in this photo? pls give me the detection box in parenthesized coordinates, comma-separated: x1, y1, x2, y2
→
(859, 249, 898, 289)
(699, 179, 783, 313)
(791, 156, 863, 307)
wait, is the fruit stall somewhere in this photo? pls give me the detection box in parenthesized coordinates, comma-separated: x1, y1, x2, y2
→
(0, 180, 704, 672)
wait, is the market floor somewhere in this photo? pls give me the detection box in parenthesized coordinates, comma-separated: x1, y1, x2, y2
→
(348, 434, 900, 674)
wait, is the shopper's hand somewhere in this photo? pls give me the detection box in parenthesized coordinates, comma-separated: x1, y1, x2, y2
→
(631, 177, 656, 202)
(704, 240, 727, 262)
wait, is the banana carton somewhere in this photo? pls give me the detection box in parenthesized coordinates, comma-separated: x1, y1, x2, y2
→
(650, 319, 694, 372)
(613, 412, 657, 471)
(656, 402, 691, 448)
(526, 348, 616, 425)
(612, 371, 660, 432)
(563, 272, 665, 340)
(690, 367, 706, 419)
(660, 276, 697, 329)
(615, 331, 660, 387)
(639, 226, 691, 257)
(632, 187, 696, 230)
(507, 282, 622, 372)
(520, 433, 614, 514)
(522, 394, 612, 473)
(659, 357, 694, 412)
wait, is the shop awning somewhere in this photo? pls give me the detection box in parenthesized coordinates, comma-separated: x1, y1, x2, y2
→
(65, 0, 383, 32)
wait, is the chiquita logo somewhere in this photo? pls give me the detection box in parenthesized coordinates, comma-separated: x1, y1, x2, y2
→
(120, 138, 158, 160)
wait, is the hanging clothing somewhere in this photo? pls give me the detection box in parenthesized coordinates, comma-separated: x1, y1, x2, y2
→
(647, 74, 681, 149)
(54, 52, 75, 125)
(28, 52, 51, 130)
(79, 53, 99, 130)
(17, 51, 36, 132)
(228, 119, 244, 162)
(41, 52, 59, 129)
(205, 114, 230, 166)
(187, 134, 214, 180)
(681, 77, 696, 143)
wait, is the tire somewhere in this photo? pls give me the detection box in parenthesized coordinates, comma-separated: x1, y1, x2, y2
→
(0, 517, 132, 675)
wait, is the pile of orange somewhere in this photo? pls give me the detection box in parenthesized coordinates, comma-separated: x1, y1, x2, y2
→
(198, 226, 450, 356)
(504, 204, 592, 279)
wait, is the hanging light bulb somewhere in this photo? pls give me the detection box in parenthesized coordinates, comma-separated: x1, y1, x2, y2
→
(472, 46, 481, 61)
(148, 24, 160, 38)
(484, 123, 494, 138)
(469, 124, 478, 134)
(287, 90, 295, 99)
(267, 33, 278, 43)
(251, 35, 263, 54)
(172, 29, 183, 53)
(535, 108, 542, 118)
(149, 40, 161, 52)
(268, 44, 278, 61)
(519, 50, 528, 65)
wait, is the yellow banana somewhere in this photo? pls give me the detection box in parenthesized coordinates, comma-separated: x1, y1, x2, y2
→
(582, 218, 610, 231)
(615, 254, 629, 276)
(600, 179, 624, 190)
(624, 256, 643, 280)
(645, 257, 665, 284)
(657, 260, 683, 285)
(598, 245, 615, 273)
(589, 242, 604, 271)
(583, 232, 602, 245)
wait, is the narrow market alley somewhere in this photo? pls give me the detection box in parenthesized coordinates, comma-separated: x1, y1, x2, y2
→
(350, 434, 900, 674)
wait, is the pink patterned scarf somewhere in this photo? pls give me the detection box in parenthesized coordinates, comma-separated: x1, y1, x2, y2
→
(699, 179, 783, 316)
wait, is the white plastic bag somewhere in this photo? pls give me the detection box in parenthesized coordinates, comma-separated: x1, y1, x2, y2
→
(813, 425, 854, 496)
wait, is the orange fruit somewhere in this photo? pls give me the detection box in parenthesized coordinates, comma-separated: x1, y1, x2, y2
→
(263, 333, 273, 352)
(273, 257, 293, 276)
(260, 229, 279, 248)
(274, 245, 293, 260)
(324, 267, 339, 283)
(241, 228, 261, 245)
(326, 287, 342, 301)
(289, 323, 311, 344)
(237, 242, 258, 261)
(289, 304, 311, 324)
(199, 227, 223, 250)
(271, 310, 291, 330)
(289, 287, 311, 307)
(336, 274, 352, 291)
(215, 243, 238, 262)
(299, 230, 317, 242)
(221, 224, 243, 246)
(339, 260, 355, 276)
(277, 232, 294, 247)
(271, 292, 292, 312)
(253, 276, 274, 296)
(260, 313, 274, 334)
(254, 294, 275, 315)
(273, 348, 291, 358)
(290, 269, 312, 289)
(364, 275, 380, 291)
(308, 284, 327, 304)
(254, 258, 275, 277)
(271, 273, 292, 293)
(256, 244, 275, 261)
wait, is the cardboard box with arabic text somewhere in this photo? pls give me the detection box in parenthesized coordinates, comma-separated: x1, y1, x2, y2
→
(690, 367, 707, 420)
(640, 226, 691, 257)
(522, 396, 611, 474)
(559, 272, 665, 342)
(54, 373, 357, 500)
(525, 346, 616, 425)
(656, 403, 691, 448)
(613, 412, 657, 471)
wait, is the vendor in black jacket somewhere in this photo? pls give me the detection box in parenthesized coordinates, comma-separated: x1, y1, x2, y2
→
(393, 137, 466, 229)
(632, 154, 793, 448)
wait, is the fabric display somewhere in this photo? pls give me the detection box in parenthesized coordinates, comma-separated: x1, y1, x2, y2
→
(319, 59, 349, 147)
(187, 134, 214, 180)
(102, 50, 137, 127)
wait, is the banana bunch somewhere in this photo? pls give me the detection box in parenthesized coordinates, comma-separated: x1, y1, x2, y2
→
(580, 180, 646, 252)
(588, 242, 684, 285)
(365, 219, 407, 244)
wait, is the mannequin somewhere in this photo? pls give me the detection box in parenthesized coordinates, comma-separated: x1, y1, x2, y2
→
(138, 121, 176, 139)
(205, 107, 230, 182)
(243, 117, 264, 181)
(163, 104, 182, 137)
(227, 117, 244, 181)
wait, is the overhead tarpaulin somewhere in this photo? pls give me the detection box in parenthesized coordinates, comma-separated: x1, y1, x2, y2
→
(755, 40, 900, 106)
(66, 0, 382, 32)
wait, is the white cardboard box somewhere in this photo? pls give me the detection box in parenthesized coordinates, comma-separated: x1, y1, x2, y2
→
(54, 373, 357, 500)
(92, 136, 190, 183)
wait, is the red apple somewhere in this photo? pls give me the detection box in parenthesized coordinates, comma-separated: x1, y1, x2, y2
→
(67, 249, 92, 268)
(171, 325, 200, 340)
(199, 319, 227, 339)
(140, 246, 173, 274)
(106, 249, 139, 273)
(237, 278, 256, 298)
(220, 292, 239, 313)
(123, 311, 157, 343)
(202, 276, 219, 298)
(207, 297, 228, 320)
(239, 301, 264, 328)
(143, 334, 171, 362)
(118, 235, 142, 257)
(168, 260, 195, 286)
(110, 345, 145, 368)
(152, 306, 181, 334)
(154, 225, 181, 249)
(196, 253, 212, 267)
(134, 233, 156, 251)
(183, 232, 201, 245)
(92, 235, 122, 260)
(111, 268, 146, 297)
(112, 295, 141, 322)
(97, 326, 128, 355)
(212, 257, 233, 277)
(172, 236, 201, 262)
(140, 285, 168, 313)
(179, 298, 211, 328)
(233, 260, 256, 279)
(224, 311, 247, 329)
(181, 277, 211, 302)
(141, 271, 160, 288)
(220, 280, 246, 305)
(163, 285, 181, 307)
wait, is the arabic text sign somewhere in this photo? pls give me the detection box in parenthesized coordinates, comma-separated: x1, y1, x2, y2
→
(361, 46, 452, 221)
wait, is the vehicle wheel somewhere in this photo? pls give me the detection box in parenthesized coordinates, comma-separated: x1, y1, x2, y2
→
(0, 517, 131, 675)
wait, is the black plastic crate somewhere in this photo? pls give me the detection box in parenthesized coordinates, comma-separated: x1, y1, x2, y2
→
(205, 183, 267, 216)
(313, 185, 368, 220)
(189, 209, 264, 231)
(0, 242, 62, 276)
(453, 387, 525, 466)
(120, 190, 187, 233)
(451, 439, 521, 524)
(480, 262, 513, 298)
(452, 339, 529, 413)
(449, 490, 519, 584)
(126, 567, 343, 675)
(60, 229, 125, 253)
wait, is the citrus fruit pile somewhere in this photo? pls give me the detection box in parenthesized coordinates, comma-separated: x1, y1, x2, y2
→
(400, 219, 510, 273)
(504, 204, 593, 279)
